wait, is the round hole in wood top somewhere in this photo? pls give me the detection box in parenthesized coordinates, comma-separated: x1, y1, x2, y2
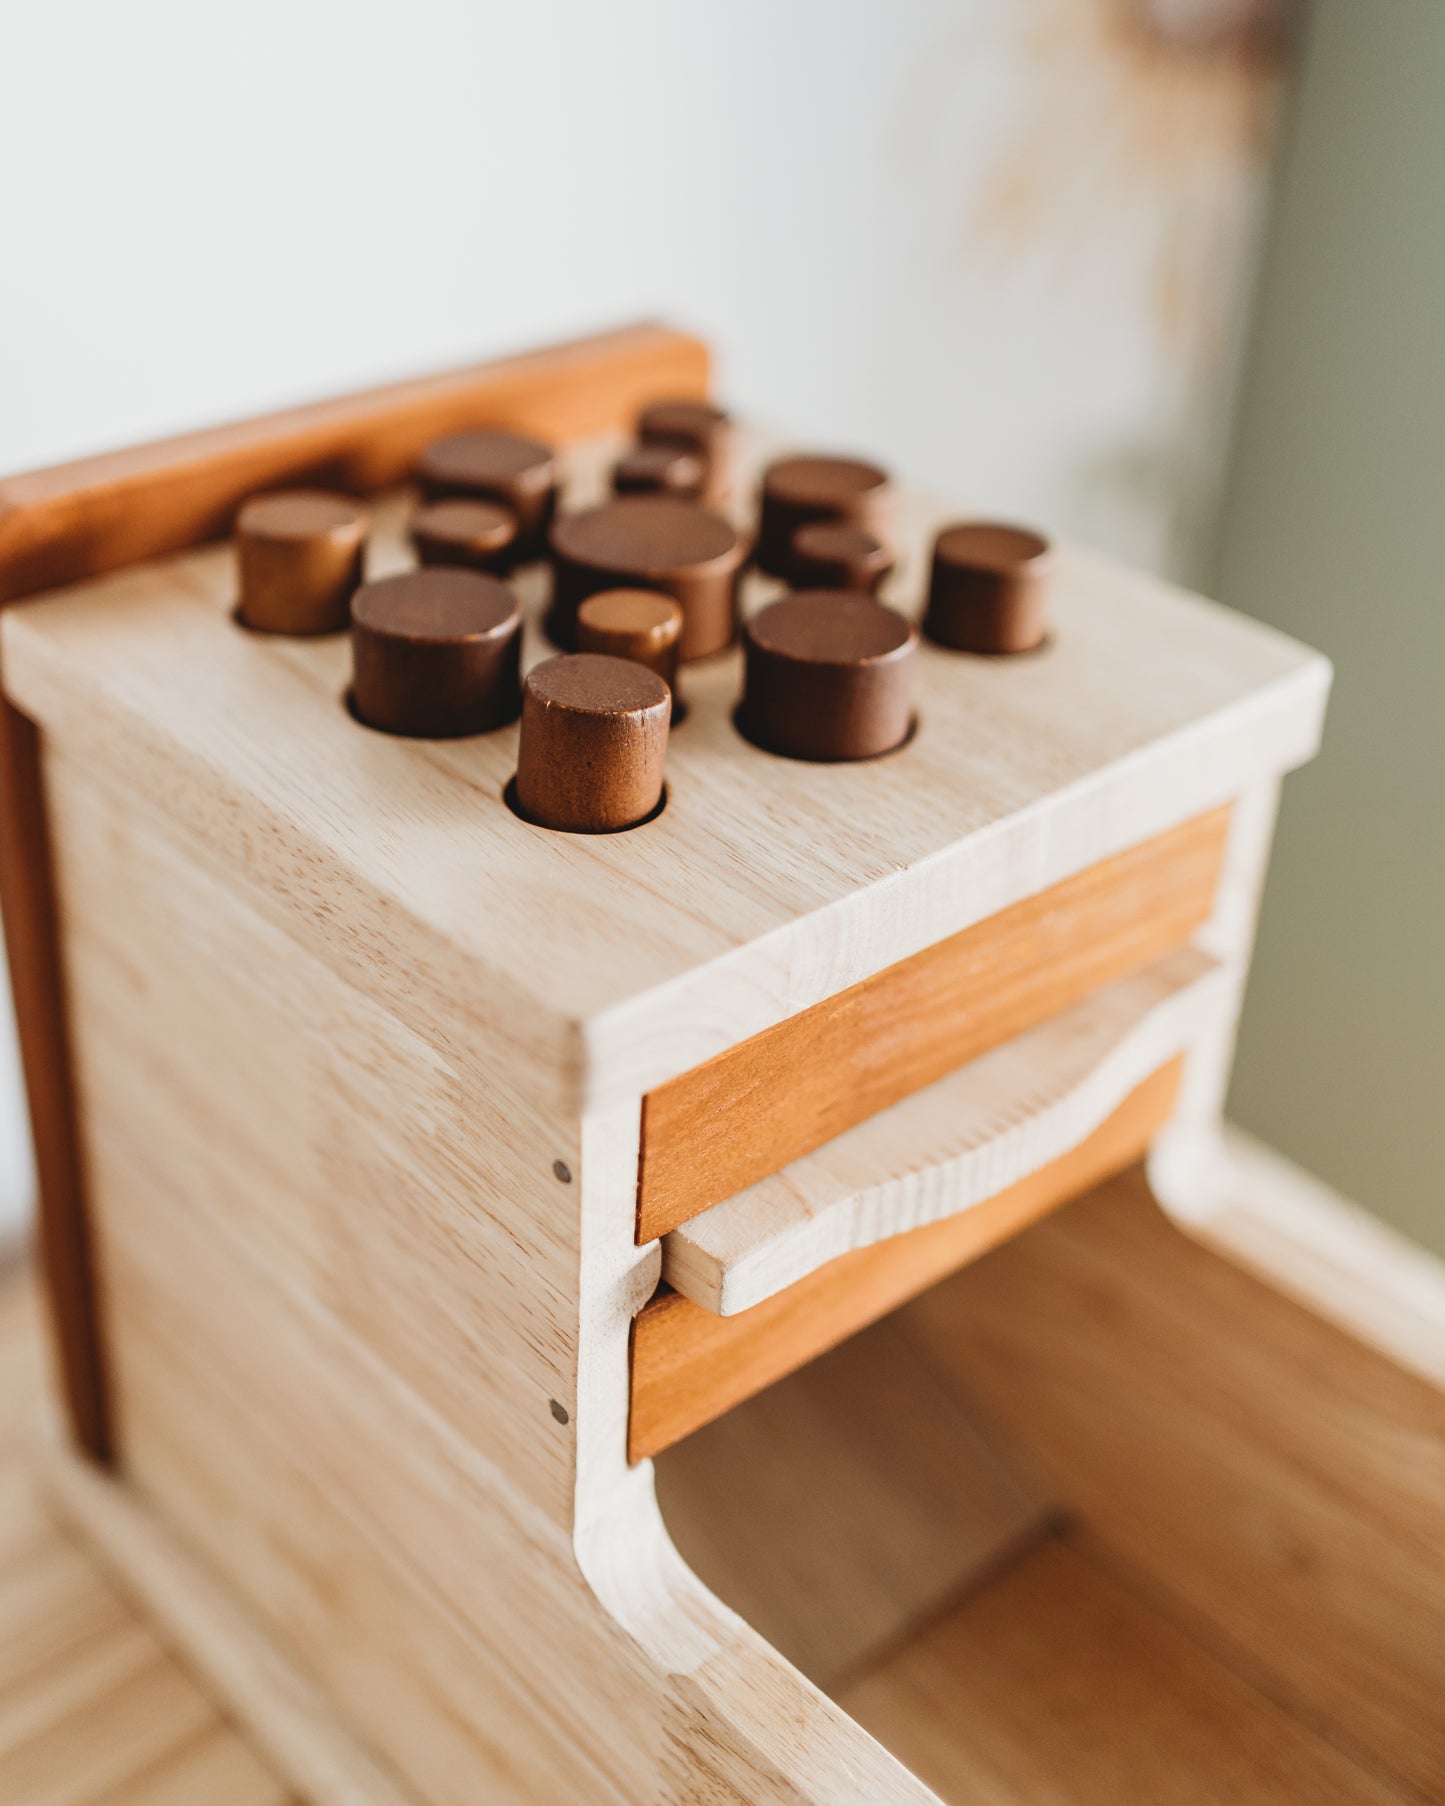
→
(502, 775, 669, 834)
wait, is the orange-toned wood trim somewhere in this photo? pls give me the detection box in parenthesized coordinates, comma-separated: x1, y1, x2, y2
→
(637, 812, 1228, 1240)
(0, 696, 110, 1460)
(629, 1059, 1182, 1462)
(0, 322, 708, 607)
(0, 323, 709, 1462)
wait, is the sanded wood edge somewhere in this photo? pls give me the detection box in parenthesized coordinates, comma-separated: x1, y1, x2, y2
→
(630, 1060, 1183, 1461)
(0, 321, 709, 606)
(42, 1437, 415, 1806)
(0, 695, 109, 1460)
(638, 810, 1228, 1240)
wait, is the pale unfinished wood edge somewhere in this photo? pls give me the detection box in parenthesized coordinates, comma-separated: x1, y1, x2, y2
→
(663, 948, 1234, 1316)
(1195, 1126, 1445, 1392)
(41, 1438, 417, 1806)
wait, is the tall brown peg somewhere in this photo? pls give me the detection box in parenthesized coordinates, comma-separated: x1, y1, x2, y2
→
(415, 429, 557, 562)
(788, 520, 895, 595)
(235, 490, 368, 635)
(548, 497, 744, 662)
(410, 498, 518, 573)
(576, 590, 684, 692)
(923, 523, 1054, 654)
(756, 455, 892, 580)
(740, 590, 917, 763)
(350, 569, 522, 738)
(637, 399, 734, 504)
(612, 443, 705, 501)
(514, 654, 670, 833)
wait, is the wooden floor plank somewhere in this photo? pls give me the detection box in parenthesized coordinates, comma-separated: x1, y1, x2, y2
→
(839, 1536, 1407, 1806)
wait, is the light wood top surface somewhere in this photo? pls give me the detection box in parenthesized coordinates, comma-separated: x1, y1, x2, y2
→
(0, 432, 1328, 1107)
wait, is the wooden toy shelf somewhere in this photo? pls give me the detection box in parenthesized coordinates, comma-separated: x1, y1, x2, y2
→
(3, 325, 1438, 1806)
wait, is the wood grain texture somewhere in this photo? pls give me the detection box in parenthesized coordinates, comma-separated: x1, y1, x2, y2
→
(629, 1061, 1182, 1461)
(901, 1169, 1445, 1801)
(664, 946, 1228, 1312)
(0, 323, 708, 607)
(639, 809, 1230, 1240)
(839, 1536, 1405, 1806)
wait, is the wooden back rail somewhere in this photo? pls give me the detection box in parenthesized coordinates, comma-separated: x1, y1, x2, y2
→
(0, 323, 711, 1461)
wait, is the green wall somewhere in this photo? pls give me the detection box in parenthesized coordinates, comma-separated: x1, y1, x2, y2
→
(1216, 1, 1445, 1254)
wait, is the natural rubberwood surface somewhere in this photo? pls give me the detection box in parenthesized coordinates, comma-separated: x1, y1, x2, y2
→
(0, 1265, 296, 1806)
(629, 1061, 1182, 1461)
(638, 809, 1229, 1239)
(839, 1536, 1405, 1806)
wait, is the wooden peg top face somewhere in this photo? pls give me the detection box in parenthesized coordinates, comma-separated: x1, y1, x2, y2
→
(235, 489, 368, 635)
(756, 455, 892, 579)
(515, 653, 671, 833)
(410, 498, 518, 572)
(741, 590, 917, 763)
(576, 589, 684, 687)
(415, 429, 557, 560)
(789, 520, 895, 594)
(925, 521, 1055, 655)
(350, 568, 522, 738)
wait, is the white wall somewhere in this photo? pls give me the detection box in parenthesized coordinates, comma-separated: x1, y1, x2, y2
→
(0, 0, 1287, 1241)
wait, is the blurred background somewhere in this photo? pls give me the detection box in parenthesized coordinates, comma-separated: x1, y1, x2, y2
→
(0, 0, 1439, 1256)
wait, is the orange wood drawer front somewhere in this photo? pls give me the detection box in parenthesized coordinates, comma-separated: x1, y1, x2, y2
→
(636, 810, 1230, 1241)
(630, 1060, 1183, 1461)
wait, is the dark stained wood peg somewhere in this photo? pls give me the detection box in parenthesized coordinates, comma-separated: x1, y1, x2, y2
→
(923, 522, 1054, 654)
(788, 520, 895, 595)
(350, 568, 522, 739)
(576, 589, 684, 691)
(515, 654, 670, 833)
(612, 443, 705, 501)
(415, 429, 557, 562)
(235, 490, 368, 635)
(756, 455, 892, 580)
(740, 590, 917, 763)
(548, 496, 745, 663)
(410, 498, 518, 573)
(637, 399, 734, 504)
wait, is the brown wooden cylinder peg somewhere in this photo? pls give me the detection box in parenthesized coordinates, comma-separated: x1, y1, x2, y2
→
(740, 591, 917, 763)
(514, 654, 670, 833)
(415, 429, 557, 562)
(235, 490, 368, 635)
(637, 399, 734, 504)
(612, 443, 705, 501)
(923, 523, 1054, 654)
(788, 520, 895, 595)
(548, 497, 744, 662)
(756, 455, 892, 580)
(410, 498, 518, 573)
(350, 569, 522, 738)
(576, 590, 683, 691)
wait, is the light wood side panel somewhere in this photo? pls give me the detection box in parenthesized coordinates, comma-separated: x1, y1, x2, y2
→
(0, 323, 707, 607)
(638, 811, 1228, 1239)
(901, 1170, 1445, 1800)
(630, 1061, 1181, 1461)
(838, 1537, 1405, 1806)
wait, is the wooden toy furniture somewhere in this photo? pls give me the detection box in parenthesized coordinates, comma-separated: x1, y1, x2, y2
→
(1, 324, 1441, 1805)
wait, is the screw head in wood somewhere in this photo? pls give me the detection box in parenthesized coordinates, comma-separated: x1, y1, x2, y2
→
(548, 497, 744, 663)
(235, 490, 368, 635)
(612, 443, 706, 501)
(576, 589, 684, 692)
(637, 399, 734, 504)
(350, 568, 522, 739)
(756, 455, 892, 581)
(415, 429, 557, 563)
(740, 590, 917, 762)
(515, 653, 671, 833)
(788, 520, 895, 595)
(923, 523, 1054, 654)
(410, 498, 518, 573)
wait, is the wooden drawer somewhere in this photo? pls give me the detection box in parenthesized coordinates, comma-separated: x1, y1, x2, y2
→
(637, 807, 1231, 1241)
